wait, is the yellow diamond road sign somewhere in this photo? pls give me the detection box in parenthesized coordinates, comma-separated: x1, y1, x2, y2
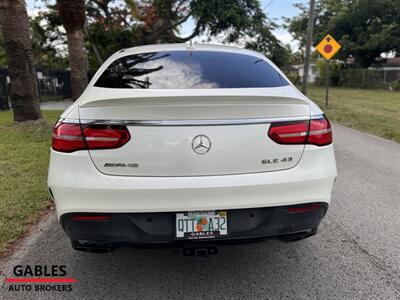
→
(316, 34, 341, 60)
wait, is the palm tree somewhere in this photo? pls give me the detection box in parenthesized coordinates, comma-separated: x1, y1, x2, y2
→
(0, 0, 42, 121)
(57, 0, 88, 100)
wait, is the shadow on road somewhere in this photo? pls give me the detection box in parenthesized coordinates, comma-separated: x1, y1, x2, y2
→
(1, 214, 398, 299)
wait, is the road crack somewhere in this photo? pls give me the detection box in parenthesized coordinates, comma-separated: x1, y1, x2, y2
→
(328, 210, 400, 295)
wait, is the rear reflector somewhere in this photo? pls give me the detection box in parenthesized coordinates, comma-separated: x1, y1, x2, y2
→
(287, 204, 322, 213)
(70, 215, 111, 221)
(52, 122, 130, 153)
(268, 116, 332, 146)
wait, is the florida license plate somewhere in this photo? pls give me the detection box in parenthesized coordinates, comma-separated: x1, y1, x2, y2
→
(175, 211, 228, 240)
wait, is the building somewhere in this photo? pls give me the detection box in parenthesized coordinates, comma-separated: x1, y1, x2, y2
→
(292, 63, 319, 83)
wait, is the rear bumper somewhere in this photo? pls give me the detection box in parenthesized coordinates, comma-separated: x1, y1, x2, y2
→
(61, 203, 328, 244)
(48, 145, 337, 218)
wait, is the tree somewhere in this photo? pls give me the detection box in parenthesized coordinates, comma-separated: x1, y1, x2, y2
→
(57, 0, 88, 100)
(0, 0, 42, 121)
(130, 0, 290, 66)
(38, 0, 291, 73)
(30, 10, 68, 70)
(285, 0, 400, 67)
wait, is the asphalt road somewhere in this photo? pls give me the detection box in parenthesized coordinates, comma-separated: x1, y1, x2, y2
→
(1, 123, 399, 299)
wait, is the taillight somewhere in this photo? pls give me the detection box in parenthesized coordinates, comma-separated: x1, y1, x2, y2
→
(307, 118, 332, 146)
(268, 116, 332, 146)
(83, 125, 130, 150)
(267, 121, 308, 144)
(52, 122, 130, 153)
(52, 122, 85, 152)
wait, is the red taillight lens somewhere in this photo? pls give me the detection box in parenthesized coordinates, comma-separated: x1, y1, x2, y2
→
(268, 121, 309, 144)
(70, 215, 111, 221)
(268, 116, 332, 146)
(307, 118, 332, 146)
(52, 122, 130, 152)
(287, 204, 322, 213)
(83, 125, 130, 150)
(52, 122, 86, 152)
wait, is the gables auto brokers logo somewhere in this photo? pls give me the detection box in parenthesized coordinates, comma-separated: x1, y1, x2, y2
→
(3, 264, 76, 293)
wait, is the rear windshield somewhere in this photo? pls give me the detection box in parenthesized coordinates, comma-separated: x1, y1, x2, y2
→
(94, 50, 289, 89)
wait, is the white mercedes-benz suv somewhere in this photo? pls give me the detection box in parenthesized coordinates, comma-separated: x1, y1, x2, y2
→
(48, 44, 337, 254)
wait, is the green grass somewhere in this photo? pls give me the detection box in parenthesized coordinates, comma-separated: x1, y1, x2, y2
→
(0, 110, 62, 255)
(308, 86, 400, 142)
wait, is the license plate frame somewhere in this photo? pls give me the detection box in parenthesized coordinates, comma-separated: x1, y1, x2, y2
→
(175, 210, 228, 240)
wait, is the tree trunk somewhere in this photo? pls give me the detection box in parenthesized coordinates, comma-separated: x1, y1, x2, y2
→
(66, 30, 88, 100)
(57, 0, 88, 101)
(0, 0, 42, 121)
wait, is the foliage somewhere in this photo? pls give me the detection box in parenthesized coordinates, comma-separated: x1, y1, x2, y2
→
(29, 9, 68, 69)
(284, 70, 300, 85)
(316, 59, 342, 86)
(285, 0, 400, 67)
(30, 0, 291, 72)
(390, 80, 400, 91)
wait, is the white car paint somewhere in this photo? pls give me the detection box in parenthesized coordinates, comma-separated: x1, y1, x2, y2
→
(48, 43, 336, 221)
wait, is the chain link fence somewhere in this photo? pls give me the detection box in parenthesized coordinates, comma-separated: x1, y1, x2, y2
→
(336, 68, 400, 89)
(313, 66, 400, 90)
(0, 68, 72, 111)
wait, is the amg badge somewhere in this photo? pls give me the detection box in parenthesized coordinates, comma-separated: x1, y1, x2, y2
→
(104, 163, 139, 168)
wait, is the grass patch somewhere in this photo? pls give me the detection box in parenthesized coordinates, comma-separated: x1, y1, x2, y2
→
(308, 86, 400, 142)
(0, 110, 62, 255)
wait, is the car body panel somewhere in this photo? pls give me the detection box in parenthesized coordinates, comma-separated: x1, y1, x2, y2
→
(48, 144, 336, 218)
(78, 92, 310, 176)
(49, 43, 337, 246)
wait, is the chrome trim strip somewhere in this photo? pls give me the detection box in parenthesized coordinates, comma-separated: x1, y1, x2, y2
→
(278, 132, 308, 138)
(59, 118, 80, 124)
(52, 133, 83, 141)
(309, 128, 332, 135)
(310, 114, 325, 120)
(79, 116, 310, 126)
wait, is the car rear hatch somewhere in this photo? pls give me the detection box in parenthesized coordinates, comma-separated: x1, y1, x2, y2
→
(78, 89, 310, 176)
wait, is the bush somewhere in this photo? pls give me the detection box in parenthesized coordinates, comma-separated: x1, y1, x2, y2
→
(389, 80, 400, 91)
(316, 60, 342, 86)
(285, 71, 300, 85)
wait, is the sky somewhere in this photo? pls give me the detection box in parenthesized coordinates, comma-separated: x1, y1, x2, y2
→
(26, 0, 308, 50)
(261, 0, 308, 49)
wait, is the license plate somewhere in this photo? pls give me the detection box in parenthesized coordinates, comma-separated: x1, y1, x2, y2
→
(175, 210, 228, 240)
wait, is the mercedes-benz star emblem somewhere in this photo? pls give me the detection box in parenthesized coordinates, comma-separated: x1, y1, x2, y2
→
(192, 135, 211, 154)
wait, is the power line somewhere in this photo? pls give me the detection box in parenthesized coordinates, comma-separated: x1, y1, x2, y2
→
(263, 0, 275, 10)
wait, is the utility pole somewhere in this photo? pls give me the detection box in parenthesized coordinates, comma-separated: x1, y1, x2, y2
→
(301, 0, 316, 95)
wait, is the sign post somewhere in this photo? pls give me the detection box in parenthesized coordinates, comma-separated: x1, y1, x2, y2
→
(325, 61, 329, 106)
(316, 34, 341, 107)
